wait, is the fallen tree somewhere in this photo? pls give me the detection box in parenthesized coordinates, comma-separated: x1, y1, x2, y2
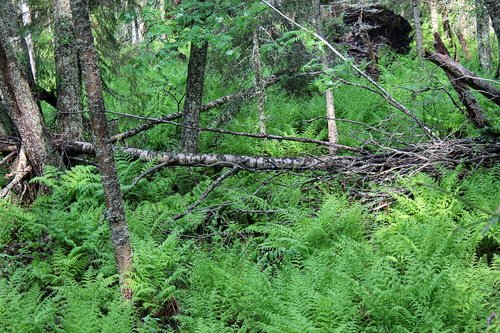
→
(426, 51, 500, 106)
(426, 33, 496, 132)
(62, 139, 499, 180)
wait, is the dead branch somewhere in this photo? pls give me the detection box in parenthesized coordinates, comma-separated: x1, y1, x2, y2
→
(426, 34, 494, 130)
(0, 149, 31, 199)
(109, 72, 284, 143)
(172, 167, 239, 221)
(63, 139, 500, 180)
(425, 51, 500, 106)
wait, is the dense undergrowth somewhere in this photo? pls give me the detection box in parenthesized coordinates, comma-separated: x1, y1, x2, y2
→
(1, 42, 500, 332)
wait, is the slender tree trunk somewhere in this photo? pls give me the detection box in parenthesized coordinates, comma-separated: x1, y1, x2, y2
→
(441, 7, 456, 56)
(483, 0, 500, 77)
(54, 0, 84, 141)
(476, 0, 492, 71)
(70, 0, 133, 300)
(252, 29, 266, 135)
(313, 0, 338, 154)
(455, 11, 471, 61)
(19, 0, 36, 81)
(0, 17, 56, 176)
(0, 0, 35, 86)
(412, 0, 424, 57)
(429, 0, 439, 33)
(180, 40, 208, 153)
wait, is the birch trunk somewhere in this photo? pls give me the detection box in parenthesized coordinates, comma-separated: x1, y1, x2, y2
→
(429, 0, 439, 33)
(252, 29, 267, 135)
(412, 0, 424, 57)
(19, 0, 36, 81)
(313, 0, 338, 154)
(70, 0, 133, 300)
(476, 0, 492, 71)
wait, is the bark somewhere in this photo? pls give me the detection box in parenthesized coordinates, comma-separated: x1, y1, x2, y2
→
(427, 34, 492, 130)
(54, 0, 84, 141)
(0, 17, 56, 176)
(455, 29, 471, 61)
(63, 139, 500, 177)
(425, 51, 500, 106)
(70, 0, 133, 300)
(429, 0, 439, 33)
(19, 0, 36, 81)
(476, 0, 492, 71)
(180, 40, 208, 153)
(252, 29, 266, 135)
(483, 0, 500, 77)
(313, 0, 338, 153)
(441, 7, 456, 57)
(412, 0, 424, 57)
(0, 0, 35, 86)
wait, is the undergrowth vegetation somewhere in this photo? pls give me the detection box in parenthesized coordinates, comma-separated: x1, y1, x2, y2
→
(1, 24, 499, 333)
(1, 153, 498, 332)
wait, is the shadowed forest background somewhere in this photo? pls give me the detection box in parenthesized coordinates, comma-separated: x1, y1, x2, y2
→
(0, 0, 499, 332)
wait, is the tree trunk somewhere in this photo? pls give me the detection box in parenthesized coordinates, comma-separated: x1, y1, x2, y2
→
(70, 0, 133, 300)
(426, 51, 500, 106)
(426, 34, 493, 130)
(54, 0, 84, 141)
(412, 0, 424, 57)
(313, 0, 338, 153)
(483, 0, 500, 77)
(0, 0, 35, 86)
(429, 0, 439, 33)
(0, 18, 56, 176)
(19, 0, 37, 81)
(252, 29, 267, 135)
(476, 0, 492, 71)
(180, 40, 208, 153)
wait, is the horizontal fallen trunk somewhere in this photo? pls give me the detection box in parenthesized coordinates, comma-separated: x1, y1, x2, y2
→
(63, 139, 500, 178)
(426, 51, 500, 106)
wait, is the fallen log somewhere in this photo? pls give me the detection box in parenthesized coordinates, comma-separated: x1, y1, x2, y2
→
(426, 51, 500, 106)
(426, 33, 494, 131)
(63, 139, 500, 180)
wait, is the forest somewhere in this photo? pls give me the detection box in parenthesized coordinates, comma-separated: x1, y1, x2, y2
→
(0, 0, 499, 332)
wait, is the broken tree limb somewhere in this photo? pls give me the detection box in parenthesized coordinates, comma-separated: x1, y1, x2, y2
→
(426, 34, 494, 130)
(426, 51, 500, 106)
(109, 72, 284, 143)
(0, 149, 31, 199)
(172, 167, 239, 221)
(63, 139, 500, 179)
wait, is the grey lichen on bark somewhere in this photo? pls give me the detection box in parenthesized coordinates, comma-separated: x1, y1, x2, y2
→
(54, 0, 84, 141)
(476, 0, 492, 71)
(180, 40, 208, 154)
(0, 16, 57, 176)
